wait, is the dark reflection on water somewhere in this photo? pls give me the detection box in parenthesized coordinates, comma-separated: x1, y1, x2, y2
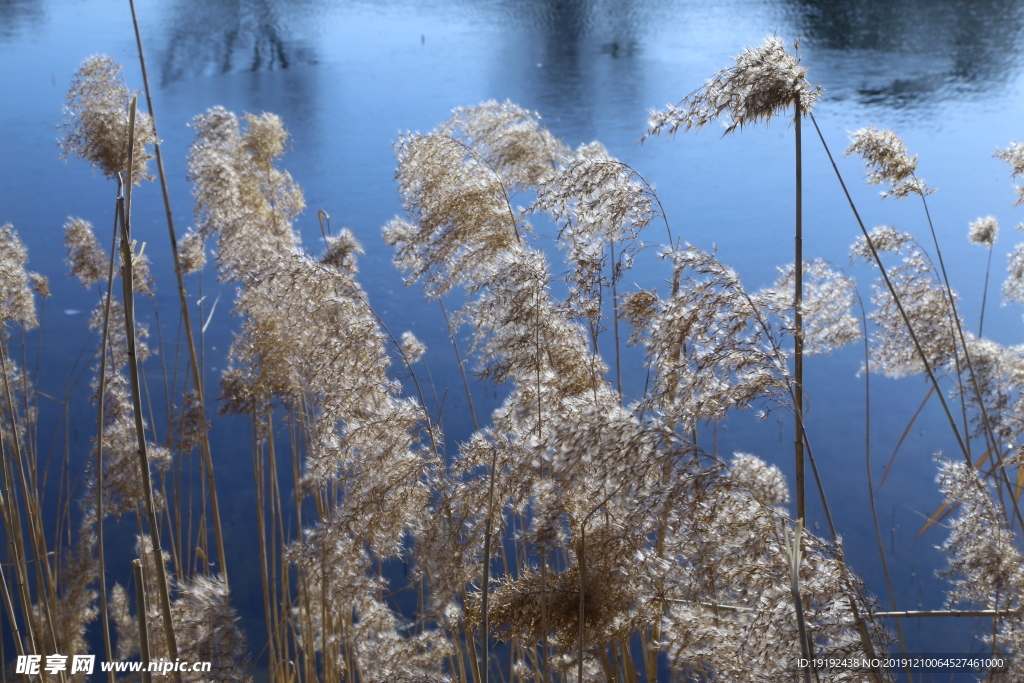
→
(146, 0, 1024, 111)
(788, 0, 1024, 107)
(0, 0, 45, 41)
(158, 0, 317, 86)
(519, 0, 645, 136)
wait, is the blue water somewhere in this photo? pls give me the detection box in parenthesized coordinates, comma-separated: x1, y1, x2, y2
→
(3, 0, 1024, 679)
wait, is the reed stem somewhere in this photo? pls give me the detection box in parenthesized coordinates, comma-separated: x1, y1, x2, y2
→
(794, 103, 805, 524)
(127, 0, 228, 582)
(120, 98, 181, 682)
(133, 559, 153, 683)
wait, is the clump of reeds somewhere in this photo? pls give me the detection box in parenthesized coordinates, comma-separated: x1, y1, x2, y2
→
(10, 31, 1024, 683)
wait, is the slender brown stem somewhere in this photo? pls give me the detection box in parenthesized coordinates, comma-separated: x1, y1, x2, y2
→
(120, 98, 181, 682)
(133, 559, 153, 683)
(94, 196, 122, 683)
(441, 299, 479, 434)
(809, 114, 972, 464)
(127, 0, 228, 581)
(980, 243, 994, 337)
(794, 103, 805, 524)
(480, 447, 498, 683)
(855, 288, 910, 676)
(0, 495, 26, 660)
(610, 241, 622, 404)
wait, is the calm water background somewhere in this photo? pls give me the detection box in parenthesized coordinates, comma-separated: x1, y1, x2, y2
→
(3, 0, 1024, 678)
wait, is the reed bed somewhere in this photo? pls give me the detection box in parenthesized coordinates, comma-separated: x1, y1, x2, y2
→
(3, 32, 1024, 683)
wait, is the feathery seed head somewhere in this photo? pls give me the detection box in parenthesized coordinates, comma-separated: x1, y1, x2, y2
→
(847, 127, 931, 198)
(178, 228, 207, 274)
(60, 55, 156, 183)
(620, 289, 659, 345)
(438, 100, 570, 189)
(937, 459, 1024, 618)
(389, 132, 522, 295)
(757, 259, 862, 355)
(401, 331, 426, 363)
(322, 227, 364, 273)
(482, 525, 648, 651)
(851, 227, 958, 377)
(188, 106, 303, 280)
(850, 224, 914, 258)
(995, 141, 1024, 205)
(646, 36, 821, 138)
(951, 335, 1024, 443)
(29, 273, 49, 299)
(533, 143, 653, 329)
(1005, 225, 1024, 307)
(728, 453, 789, 508)
(968, 215, 999, 247)
(64, 217, 108, 287)
(127, 249, 155, 296)
(632, 246, 790, 427)
(241, 112, 288, 165)
(174, 574, 253, 682)
(0, 224, 41, 329)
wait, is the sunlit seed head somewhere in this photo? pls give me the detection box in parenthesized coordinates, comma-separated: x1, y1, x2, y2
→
(995, 141, 1024, 206)
(968, 216, 999, 247)
(400, 331, 427, 364)
(60, 55, 157, 184)
(178, 228, 207, 274)
(322, 228, 364, 273)
(846, 127, 931, 199)
(64, 217, 108, 288)
(0, 223, 40, 329)
(645, 36, 821, 139)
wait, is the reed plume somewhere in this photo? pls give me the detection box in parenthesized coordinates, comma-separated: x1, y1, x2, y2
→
(846, 127, 931, 199)
(110, 537, 251, 682)
(644, 35, 820, 138)
(995, 141, 1024, 206)
(970, 216, 1000, 248)
(938, 459, 1024, 676)
(850, 226, 959, 378)
(645, 35, 818, 522)
(60, 55, 156, 183)
(757, 259, 862, 356)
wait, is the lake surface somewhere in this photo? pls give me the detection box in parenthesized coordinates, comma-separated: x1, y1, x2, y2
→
(3, 0, 1024, 678)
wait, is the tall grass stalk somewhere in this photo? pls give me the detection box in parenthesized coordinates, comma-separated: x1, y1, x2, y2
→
(0, 505, 26, 661)
(132, 558, 153, 683)
(914, 188, 1024, 529)
(783, 519, 811, 683)
(481, 447, 498, 683)
(93, 196, 123, 683)
(0, 369, 38, 659)
(809, 114, 973, 465)
(119, 97, 181, 681)
(127, 0, 228, 581)
(980, 235, 995, 337)
(794, 101, 806, 524)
